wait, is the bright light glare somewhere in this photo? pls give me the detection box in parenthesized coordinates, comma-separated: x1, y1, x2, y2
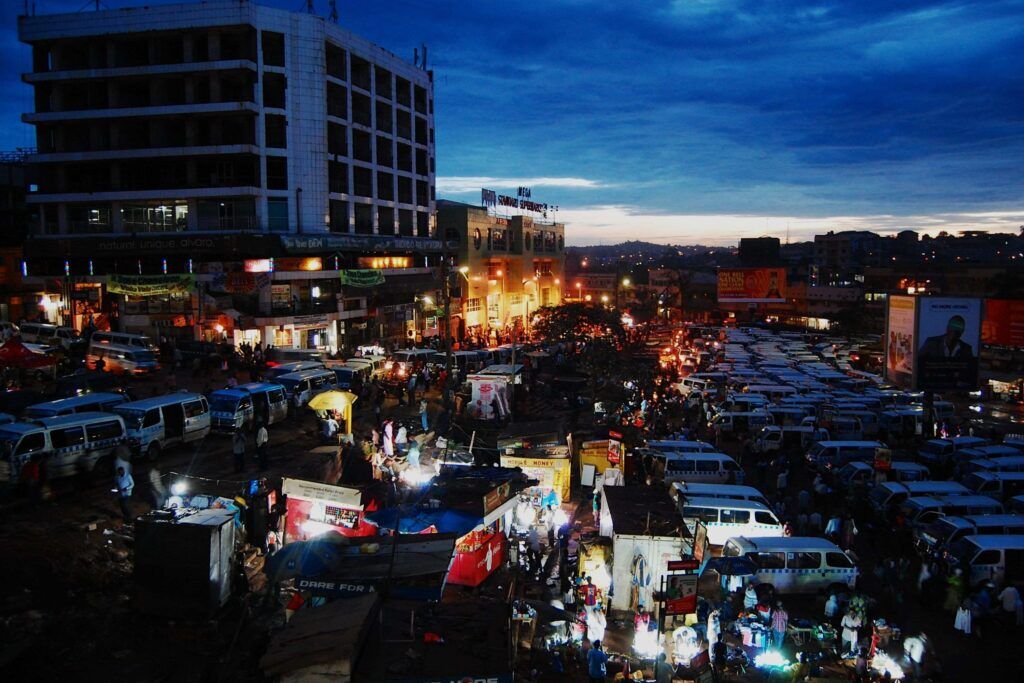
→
(871, 652, 905, 680)
(399, 468, 433, 487)
(459, 266, 469, 274)
(754, 651, 791, 669)
(633, 627, 660, 659)
(301, 519, 337, 537)
(170, 481, 188, 496)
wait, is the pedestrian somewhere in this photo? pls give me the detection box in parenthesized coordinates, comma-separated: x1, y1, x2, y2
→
(527, 525, 542, 574)
(707, 609, 721, 660)
(944, 568, 965, 612)
(407, 372, 418, 403)
(587, 640, 607, 683)
(903, 634, 928, 678)
(744, 581, 758, 610)
(232, 429, 247, 472)
(382, 420, 394, 458)
(771, 601, 788, 648)
(808, 510, 823, 533)
(256, 422, 269, 471)
(419, 398, 429, 432)
(147, 467, 166, 509)
(114, 465, 134, 524)
(954, 597, 972, 635)
(776, 468, 788, 493)
(322, 414, 339, 442)
(653, 652, 673, 683)
(997, 583, 1023, 626)
(841, 608, 862, 655)
(395, 424, 408, 453)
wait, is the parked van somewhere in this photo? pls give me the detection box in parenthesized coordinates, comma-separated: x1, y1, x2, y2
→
(961, 455, 1024, 476)
(869, 480, 972, 514)
(90, 330, 156, 351)
(1010, 495, 1024, 514)
(879, 408, 925, 438)
(681, 497, 783, 545)
(918, 436, 992, 467)
(901, 494, 1003, 527)
(347, 355, 387, 378)
(210, 383, 288, 433)
(915, 514, 1024, 557)
(0, 412, 126, 483)
(327, 363, 371, 391)
(646, 439, 717, 454)
(276, 369, 338, 408)
(676, 377, 712, 397)
(743, 385, 798, 402)
(392, 348, 436, 368)
(265, 360, 325, 379)
(721, 536, 858, 594)
(87, 342, 160, 375)
(114, 393, 210, 459)
(804, 440, 885, 472)
(962, 472, 1024, 501)
(266, 347, 324, 365)
(23, 392, 127, 420)
(835, 461, 929, 490)
(946, 535, 1024, 588)
(662, 453, 744, 485)
(710, 411, 770, 435)
(671, 482, 770, 506)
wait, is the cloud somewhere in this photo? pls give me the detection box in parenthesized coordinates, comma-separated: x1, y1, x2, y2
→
(437, 176, 604, 194)
(560, 205, 1024, 247)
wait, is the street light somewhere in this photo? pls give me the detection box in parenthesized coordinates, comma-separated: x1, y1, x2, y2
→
(575, 282, 582, 301)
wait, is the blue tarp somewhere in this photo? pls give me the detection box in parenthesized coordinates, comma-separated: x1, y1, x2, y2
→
(365, 507, 481, 535)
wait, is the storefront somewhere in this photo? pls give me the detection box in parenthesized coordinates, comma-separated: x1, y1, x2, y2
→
(500, 449, 572, 507)
(281, 478, 376, 543)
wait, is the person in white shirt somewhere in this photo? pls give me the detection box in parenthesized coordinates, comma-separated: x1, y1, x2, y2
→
(322, 416, 339, 441)
(998, 585, 1023, 626)
(395, 425, 408, 452)
(256, 424, 269, 471)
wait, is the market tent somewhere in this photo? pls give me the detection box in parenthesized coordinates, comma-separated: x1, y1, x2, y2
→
(308, 390, 358, 434)
(364, 507, 481, 536)
(0, 337, 58, 369)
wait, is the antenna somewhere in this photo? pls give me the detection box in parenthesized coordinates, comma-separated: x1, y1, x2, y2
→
(413, 47, 419, 68)
(786, 222, 790, 245)
(421, 44, 428, 70)
(328, 0, 338, 23)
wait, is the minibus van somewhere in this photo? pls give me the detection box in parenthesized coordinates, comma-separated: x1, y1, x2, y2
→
(918, 436, 992, 467)
(721, 537, 858, 594)
(681, 497, 783, 545)
(662, 453, 744, 485)
(114, 393, 210, 459)
(962, 472, 1024, 501)
(392, 348, 436, 368)
(961, 455, 1024, 476)
(804, 440, 885, 472)
(915, 514, 1024, 557)
(19, 322, 86, 351)
(670, 482, 770, 506)
(210, 382, 288, 432)
(328, 363, 371, 391)
(0, 412, 126, 483)
(946, 535, 1024, 589)
(835, 461, 929, 490)
(276, 369, 338, 408)
(646, 439, 716, 454)
(346, 355, 387, 378)
(869, 481, 971, 514)
(23, 392, 127, 419)
(87, 342, 160, 375)
(743, 385, 798, 402)
(900, 494, 1003, 527)
(89, 331, 156, 351)
(265, 360, 325, 379)
(710, 411, 770, 435)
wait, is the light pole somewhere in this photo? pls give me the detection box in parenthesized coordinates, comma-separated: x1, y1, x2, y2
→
(575, 281, 582, 302)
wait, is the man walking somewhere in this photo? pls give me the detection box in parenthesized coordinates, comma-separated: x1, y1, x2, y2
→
(771, 601, 789, 648)
(232, 429, 247, 473)
(419, 398, 429, 432)
(115, 465, 134, 524)
(587, 640, 607, 683)
(256, 422, 269, 471)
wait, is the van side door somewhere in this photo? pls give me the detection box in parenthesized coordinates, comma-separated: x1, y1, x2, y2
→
(183, 398, 211, 441)
(267, 388, 287, 423)
(49, 425, 86, 478)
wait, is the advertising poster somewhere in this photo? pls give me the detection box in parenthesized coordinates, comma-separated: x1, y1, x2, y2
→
(916, 297, 982, 392)
(885, 295, 916, 388)
(982, 299, 1024, 348)
(716, 268, 786, 303)
(664, 573, 698, 615)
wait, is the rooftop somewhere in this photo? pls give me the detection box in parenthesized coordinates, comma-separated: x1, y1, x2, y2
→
(603, 485, 689, 538)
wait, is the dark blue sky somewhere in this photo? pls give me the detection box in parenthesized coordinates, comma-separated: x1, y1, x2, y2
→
(3, 0, 1023, 244)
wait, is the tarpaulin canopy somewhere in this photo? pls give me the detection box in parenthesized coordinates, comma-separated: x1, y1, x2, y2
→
(365, 507, 481, 536)
(0, 337, 58, 369)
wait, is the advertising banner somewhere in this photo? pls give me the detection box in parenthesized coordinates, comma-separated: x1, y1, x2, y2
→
(982, 299, 1024, 348)
(885, 295, 916, 388)
(339, 269, 386, 287)
(664, 573, 698, 615)
(107, 274, 195, 297)
(916, 297, 981, 392)
(499, 455, 571, 503)
(717, 268, 786, 303)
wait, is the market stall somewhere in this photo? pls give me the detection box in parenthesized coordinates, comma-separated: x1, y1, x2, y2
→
(282, 478, 376, 543)
(500, 448, 572, 508)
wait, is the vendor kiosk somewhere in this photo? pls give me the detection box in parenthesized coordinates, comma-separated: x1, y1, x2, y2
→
(282, 478, 375, 542)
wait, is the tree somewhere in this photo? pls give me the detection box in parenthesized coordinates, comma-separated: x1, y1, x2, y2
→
(532, 302, 626, 346)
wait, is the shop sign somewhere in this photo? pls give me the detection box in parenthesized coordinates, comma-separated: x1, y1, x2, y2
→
(210, 272, 271, 294)
(282, 477, 362, 509)
(292, 314, 330, 326)
(339, 269, 386, 287)
(667, 558, 700, 571)
(607, 431, 623, 464)
(107, 274, 195, 296)
(663, 573, 698, 615)
(280, 234, 449, 253)
(295, 577, 375, 598)
(482, 482, 512, 516)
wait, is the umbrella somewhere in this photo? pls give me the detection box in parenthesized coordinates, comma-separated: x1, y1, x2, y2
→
(704, 556, 757, 576)
(308, 390, 359, 412)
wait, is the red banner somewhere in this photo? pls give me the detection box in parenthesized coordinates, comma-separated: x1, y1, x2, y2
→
(983, 299, 1024, 347)
(448, 532, 506, 587)
(664, 573, 698, 615)
(717, 268, 786, 303)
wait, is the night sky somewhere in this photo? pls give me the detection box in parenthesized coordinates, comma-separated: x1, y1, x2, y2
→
(3, 0, 1022, 244)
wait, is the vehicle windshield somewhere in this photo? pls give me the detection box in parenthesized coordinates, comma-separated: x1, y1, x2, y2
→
(868, 486, 891, 506)
(926, 518, 961, 545)
(114, 407, 145, 428)
(946, 538, 977, 568)
(0, 430, 20, 453)
(808, 443, 827, 458)
(277, 378, 299, 392)
(211, 397, 240, 413)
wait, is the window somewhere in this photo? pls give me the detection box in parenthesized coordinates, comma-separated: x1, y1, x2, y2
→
(183, 400, 205, 418)
(238, 396, 252, 410)
(376, 100, 392, 133)
(266, 157, 288, 190)
(397, 176, 412, 204)
(414, 85, 427, 113)
(415, 116, 427, 144)
(376, 172, 394, 201)
(328, 122, 347, 156)
(352, 130, 372, 162)
(683, 506, 718, 523)
(754, 511, 778, 525)
(375, 67, 392, 99)
(787, 552, 821, 569)
(267, 198, 289, 232)
(328, 161, 349, 194)
(15, 433, 46, 455)
(416, 180, 429, 205)
(396, 143, 412, 172)
(121, 203, 188, 233)
(326, 43, 346, 80)
(695, 460, 719, 472)
(398, 208, 413, 235)
(327, 82, 347, 118)
(719, 509, 750, 524)
(354, 203, 373, 234)
(974, 550, 1001, 565)
(51, 426, 85, 449)
(265, 114, 287, 148)
(751, 552, 786, 569)
(825, 552, 854, 568)
(395, 76, 411, 107)
(269, 389, 285, 404)
(143, 410, 160, 428)
(352, 91, 372, 127)
(263, 73, 286, 109)
(466, 298, 482, 312)
(261, 31, 285, 67)
(351, 55, 371, 91)
(352, 167, 372, 198)
(329, 200, 349, 233)
(87, 420, 123, 441)
(377, 206, 394, 233)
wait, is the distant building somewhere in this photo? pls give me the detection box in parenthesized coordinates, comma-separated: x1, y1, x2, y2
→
(813, 230, 887, 284)
(0, 151, 33, 323)
(738, 237, 780, 267)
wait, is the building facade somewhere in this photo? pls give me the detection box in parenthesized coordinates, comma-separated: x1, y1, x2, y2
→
(436, 201, 564, 343)
(18, 0, 438, 349)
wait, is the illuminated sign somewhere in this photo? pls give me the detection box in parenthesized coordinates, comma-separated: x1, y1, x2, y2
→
(717, 268, 786, 303)
(481, 187, 552, 217)
(275, 257, 323, 272)
(244, 259, 273, 273)
(358, 256, 412, 269)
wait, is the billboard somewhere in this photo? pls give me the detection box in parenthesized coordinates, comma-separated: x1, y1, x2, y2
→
(884, 295, 917, 388)
(983, 299, 1024, 348)
(916, 297, 981, 392)
(717, 268, 786, 303)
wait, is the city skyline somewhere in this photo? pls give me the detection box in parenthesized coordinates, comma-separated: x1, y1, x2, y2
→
(2, 0, 1022, 245)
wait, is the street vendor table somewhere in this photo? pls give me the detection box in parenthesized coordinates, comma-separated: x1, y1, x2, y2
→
(787, 623, 815, 647)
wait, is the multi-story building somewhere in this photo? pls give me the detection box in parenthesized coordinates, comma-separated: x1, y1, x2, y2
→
(813, 230, 887, 285)
(738, 237, 780, 267)
(0, 151, 33, 323)
(436, 201, 564, 342)
(17, 0, 438, 350)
